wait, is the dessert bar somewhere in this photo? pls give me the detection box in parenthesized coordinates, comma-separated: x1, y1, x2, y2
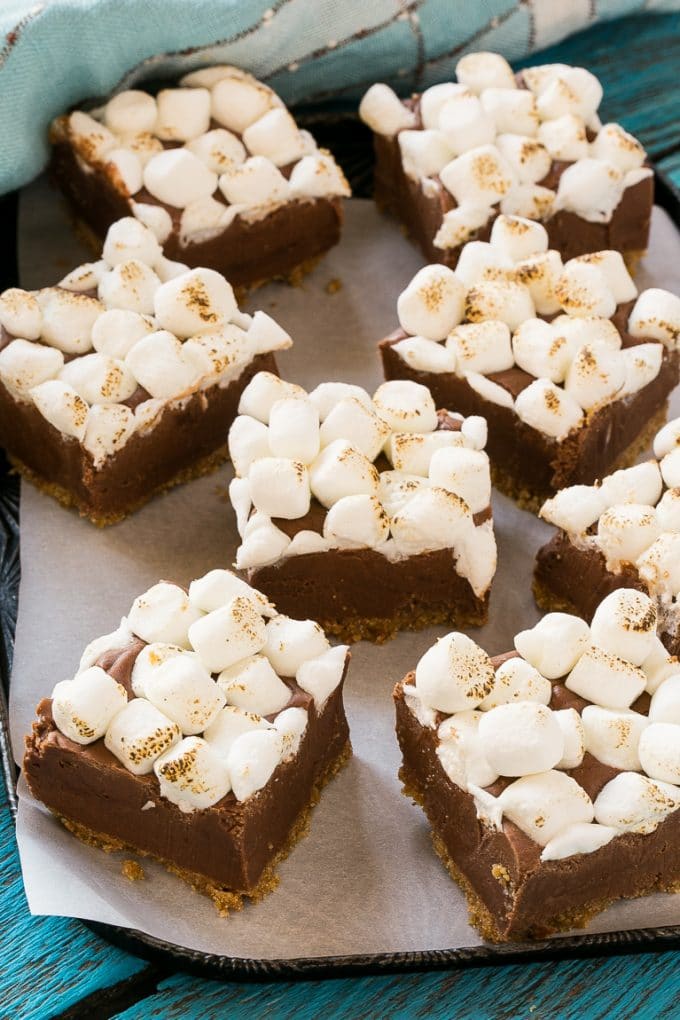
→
(395, 588, 680, 941)
(360, 53, 652, 269)
(380, 218, 680, 510)
(0, 217, 292, 524)
(50, 66, 350, 289)
(227, 372, 496, 642)
(23, 569, 350, 912)
(535, 414, 680, 656)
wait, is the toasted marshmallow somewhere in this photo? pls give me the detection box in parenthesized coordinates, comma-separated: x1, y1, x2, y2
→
(51, 667, 127, 745)
(188, 570, 273, 618)
(387, 430, 463, 476)
(76, 616, 132, 673)
(661, 449, 680, 489)
(226, 728, 283, 801)
(102, 218, 160, 271)
(428, 446, 490, 513)
(130, 642, 184, 698)
(30, 380, 89, 440)
(643, 640, 680, 697)
(377, 471, 428, 517)
(375, 380, 439, 434)
(649, 675, 680, 724)
(59, 352, 136, 405)
(456, 52, 515, 93)
(104, 698, 180, 775)
(555, 159, 624, 224)
(554, 707, 586, 769)
(620, 343, 663, 396)
(248, 457, 311, 519)
(273, 706, 308, 759)
(129, 582, 200, 648)
(0, 339, 63, 396)
(91, 308, 155, 359)
(105, 145, 144, 196)
(219, 156, 290, 208)
(289, 151, 350, 198)
(68, 110, 117, 161)
(514, 378, 583, 440)
(654, 418, 680, 459)
(242, 311, 290, 358)
(481, 87, 538, 136)
(203, 705, 271, 758)
(537, 114, 588, 161)
(500, 184, 555, 221)
(297, 644, 348, 711)
(419, 82, 469, 129)
(153, 267, 236, 338)
(307, 381, 372, 421)
(60, 262, 107, 294)
(439, 145, 514, 208)
(178, 196, 240, 244)
(209, 73, 278, 133)
(498, 771, 594, 846)
(399, 129, 453, 179)
(438, 93, 496, 155)
(217, 653, 290, 716)
(267, 396, 320, 463)
(143, 148, 217, 208)
(657, 488, 680, 533)
(262, 616, 329, 678)
(464, 370, 514, 409)
(599, 460, 663, 508)
(590, 589, 657, 666)
(479, 656, 551, 710)
(637, 533, 680, 599)
(582, 704, 648, 771)
(455, 518, 497, 597)
(320, 396, 391, 461)
(511, 318, 568, 382)
(489, 214, 548, 261)
(187, 127, 246, 174)
(143, 652, 224, 734)
(309, 439, 378, 508)
(283, 530, 331, 557)
(540, 822, 617, 861)
(479, 702, 564, 777)
(99, 259, 161, 315)
(391, 486, 471, 555)
(597, 504, 660, 571)
(238, 372, 306, 424)
(125, 330, 199, 399)
(155, 736, 231, 811)
(82, 403, 136, 464)
(540, 484, 606, 534)
(104, 90, 157, 134)
(228, 415, 270, 477)
(0, 287, 42, 339)
(154, 87, 210, 142)
(433, 204, 494, 249)
(454, 241, 511, 288)
(323, 493, 389, 549)
(241, 107, 304, 166)
(572, 251, 637, 305)
(536, 66, 602, 120)
(189, 593, 265, 671)
(628, 288, 680, 346)
(397, 265, 465, 340)
(515, 612, 590, 679)
(594, 771, 680, 833)
(436, 711, 499, 790)
(414, 632, 495, 713)
(448, 320, 513, 375)
(38, 288, 102, 354)
(235, 514, 291, 570)
(495, 134, 552, 185)
(464, 280, 535, 331)
(566, 645, 646, 709)
(521, 63, 570, 95)
(131, 200, 173, 242)
(554, 262, 617, 319)
(592, 123, 645, 173)
(553, 318, 621, 359)
(358, 83, 415, 135)
(564, 343, 625, 411)
(461, 415, 487, 451)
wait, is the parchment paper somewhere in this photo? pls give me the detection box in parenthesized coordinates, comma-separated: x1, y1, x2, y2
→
(9, 178, 680, 957)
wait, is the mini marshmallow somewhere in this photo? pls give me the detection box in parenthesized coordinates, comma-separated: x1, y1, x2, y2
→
(373, 380, 438, 433)
(283, 530, 331, 557)
(456, 52, 515, 93)
(438, 93, 496, 155)
(238, 372, 307, 424)
(582, 704, 648, 771)
(309, 440, 378, 508)
(479, 656, 551, 710)
(461, 415, 487, 451)
(125, 330, 200, 399)
(495, 134, 552, 185)
(597, 504, 660, 571)
(643, 640, 680, 696)
(514, 378, 583, 440)
(358, 83, 416, 135)
(318, 396, 391, 461)
(244, 311, 291, 356)
(377, 471, 428, 517)
(599, 460, 663, 508)
(0, 339, 64, 396)
(153, 267, 236, 338)
(217, 653, 290, 716)
(60, 262, 108, 295)
(104, 698, 180, 775)
(182, 325, 249, 385)
(590, 589, 657, 667)
(130, 642, 184, 698)
(248, 457, 311, 519)
(307, 381, 372, 420)
(263, 615, 330, 677)
(620, 343, 663, 396)
(540, 822, 617, 861)
(539, 484, 606, 534)
(464, 371, 514, 410)
(453, 241, 512, 289)
(189, 569, 273, 617)
(399, 129, 453, 179)
(210, 73, 278, 133)
(187, 128, 246, 173)
(51, 667, 128, 745)
(155, 736, 231, 812)
(564, 343, 625, 411)
(649, 675, 680, 724)
(498, 770, 594, 846)
(397, 265, 465, 341)
(439, 145, 514, 208)
(188, 595, 267, 673)
(481, 87, 538, 137)
(511, 318, 570, 382)
(235, 512, 291, 569)
(419, 82, 469, 129)
(59, 352, 137, 405)
(297, 644, 348, 711)
(594, 771, 680, 833)
(637, 533, 680, 599)
(179, 196, 240, 244)
(323, 493, 389, 549)
(219, 156, 290, 207)
(387, 430, 463, 477)
(227, 729, 283, 801)
(592, 123, 646, 174)
(521, 63, 570, 95)
(512, 251, 564, 316)
(131, 200, 173, 241)
(555, 262, 617, 319)
(39, 288, 103, 354)
(555, 159, 624, 224)
(656, 488, 680, 533)
(500, 184, 555, 222)
(566, 645, 646, 709)
(0, 288, 42, 339)
(654, 418, 680, 459)
(154, 87, 211, 142)
(433, 204, 494, 249)
(536, 66, 603, 121)
(447, 320, 513, 375)
(554, 707, 586, 769)
(83, 403, 136, 464)
(572, 251, 637, 305)
(479, 702, 564, 776)
(661, 449, 680, 489)
(628, 288, 680, 346)
(68, 110, 117, 162)
(203, 705, 271, 759)
(274, 706, 308, 759)
(551, 314, 621, 355)
(289, 151, 350, 198)
(77, 617, 133, 673)
(91, 308, 155, 359)
(464, 280, 535, 332)
(428, 446, 490, 513)
(105, 90, 158, 134)
(143, 148, 217, 208)
(391, 486, 471, 556)
(436, 711, 499, 790)
(104, 148, 143, 195)
(515, 612, 590, 679)
(30, 380, 89, 440)
(489, 215, 548, 262)
(268, 397, 320, 463)
(414, 631, 495, 713)
(143, 652, 225, 734)
(228, 415, 270, 478)
(99, 260, 161, 315)
(537, 114, 588, 161)
(129, 582, 200, 648)
(454, 518, 497, 598)
(242, 107, 306, 166)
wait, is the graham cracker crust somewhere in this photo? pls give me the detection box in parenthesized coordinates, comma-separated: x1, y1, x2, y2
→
(55, 739, 352, 915)
(319, 600, 489, 645)
(492, 400, 669, 515)
(9, 441, 230, 527)
(532, 574, 584, 617)
(399, 766, 680, 943)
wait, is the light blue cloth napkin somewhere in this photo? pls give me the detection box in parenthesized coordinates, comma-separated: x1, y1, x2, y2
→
(0, 0, 677, 195)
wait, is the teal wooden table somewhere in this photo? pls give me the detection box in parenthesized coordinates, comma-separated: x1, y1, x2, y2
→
(3, 12, 680, 1018)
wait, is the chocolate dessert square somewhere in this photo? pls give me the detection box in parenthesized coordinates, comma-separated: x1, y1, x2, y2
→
(226, 372, 496, 643)
(379, 225, 680, 512)
(50, 66, 349, 290)
(360, 53, 652, 270)
(23, 569, 351, 912)
(395, 588, 680, 942)
(0, 216, 294, 524)
(535, 413, 680, 657)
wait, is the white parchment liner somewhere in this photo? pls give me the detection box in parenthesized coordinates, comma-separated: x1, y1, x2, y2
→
(9, 179, 680, 957)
